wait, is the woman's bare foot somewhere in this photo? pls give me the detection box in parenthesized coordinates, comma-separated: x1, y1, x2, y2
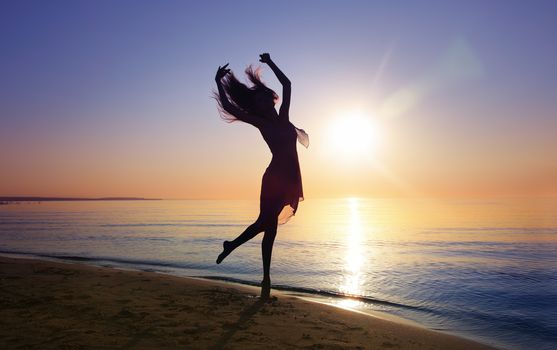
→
(260, 278, 271, 299)
(216, 241, 233, 264)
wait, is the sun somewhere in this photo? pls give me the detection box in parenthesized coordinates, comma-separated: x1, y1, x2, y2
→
(328, 111, 382, 158)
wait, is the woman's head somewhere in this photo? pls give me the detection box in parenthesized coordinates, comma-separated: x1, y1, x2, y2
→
(216, 65, 278, 122)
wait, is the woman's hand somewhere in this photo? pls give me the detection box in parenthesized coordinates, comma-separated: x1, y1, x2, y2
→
(259, 53, 272, 64)
(215, 63, 230, 81)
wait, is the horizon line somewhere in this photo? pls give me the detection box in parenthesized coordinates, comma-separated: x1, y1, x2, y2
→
(1, 194, 556, 202)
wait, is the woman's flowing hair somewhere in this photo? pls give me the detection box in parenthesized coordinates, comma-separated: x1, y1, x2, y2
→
(214, 65, 279, 122)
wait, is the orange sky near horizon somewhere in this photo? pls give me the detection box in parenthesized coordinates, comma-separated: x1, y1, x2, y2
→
(3, 99, 556, 199)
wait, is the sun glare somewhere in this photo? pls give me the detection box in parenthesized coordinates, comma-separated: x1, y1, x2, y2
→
(328, 111, 382, 158)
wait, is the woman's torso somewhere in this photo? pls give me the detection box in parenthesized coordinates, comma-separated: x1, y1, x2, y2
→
(259, 120, 300, 174)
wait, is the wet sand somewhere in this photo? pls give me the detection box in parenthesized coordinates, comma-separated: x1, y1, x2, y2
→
(0, 256, 494, 349)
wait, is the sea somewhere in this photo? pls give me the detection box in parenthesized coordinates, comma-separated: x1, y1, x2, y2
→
(0, 197, 556, 349)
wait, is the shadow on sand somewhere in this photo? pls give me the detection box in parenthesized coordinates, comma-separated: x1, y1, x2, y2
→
(209, 299, 266, 350)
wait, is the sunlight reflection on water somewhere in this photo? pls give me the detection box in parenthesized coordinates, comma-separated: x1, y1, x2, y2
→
(340, 198, 365, 297)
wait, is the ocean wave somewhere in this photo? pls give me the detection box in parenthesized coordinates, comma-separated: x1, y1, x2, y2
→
(195, 275, 430, 312)
(0, 250, 212, 272)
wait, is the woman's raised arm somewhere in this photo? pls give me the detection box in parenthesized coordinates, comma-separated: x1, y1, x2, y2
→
(259, 53, 291, 121)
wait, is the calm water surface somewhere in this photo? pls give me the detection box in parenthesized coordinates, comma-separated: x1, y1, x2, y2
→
(1, 198, 556, 349)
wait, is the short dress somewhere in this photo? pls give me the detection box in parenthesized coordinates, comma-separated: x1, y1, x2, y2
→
(259, 121, 309, 224)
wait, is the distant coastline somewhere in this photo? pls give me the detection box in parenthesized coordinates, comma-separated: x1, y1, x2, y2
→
(0, 197, 161, 204)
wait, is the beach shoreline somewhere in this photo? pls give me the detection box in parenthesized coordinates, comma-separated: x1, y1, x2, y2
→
(0, 255, 495, 349)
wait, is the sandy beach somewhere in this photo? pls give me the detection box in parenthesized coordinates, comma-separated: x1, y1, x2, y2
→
(0, 256, 494, 349)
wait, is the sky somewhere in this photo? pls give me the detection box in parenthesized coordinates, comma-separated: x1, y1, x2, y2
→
(1, 0, 556, 199)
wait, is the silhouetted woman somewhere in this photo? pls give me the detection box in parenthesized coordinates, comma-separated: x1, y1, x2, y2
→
(214, 53, 308, 299)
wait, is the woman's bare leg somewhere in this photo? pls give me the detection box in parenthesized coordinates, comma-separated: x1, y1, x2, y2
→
(217, 199, 282, 299)
(216, 221, 263, 264)
(260, 218, 278, 299)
